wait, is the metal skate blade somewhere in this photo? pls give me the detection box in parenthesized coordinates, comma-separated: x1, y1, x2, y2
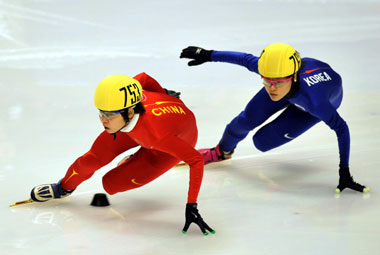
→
(175, 162, 187, 167)
(9, 198, 34, 207)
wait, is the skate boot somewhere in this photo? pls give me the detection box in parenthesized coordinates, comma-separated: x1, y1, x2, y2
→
(31, 180, 74, 202)
(198, 144, 233, 165)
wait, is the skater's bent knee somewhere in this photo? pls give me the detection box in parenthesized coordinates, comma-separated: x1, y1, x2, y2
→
(102, 172, 139, 195)
(102, 180, 114, 195)
(102, 175, 118, 195)
(252, 135, 271, 152)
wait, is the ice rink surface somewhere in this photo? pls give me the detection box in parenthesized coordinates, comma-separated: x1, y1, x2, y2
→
(1, 0, 380, 254)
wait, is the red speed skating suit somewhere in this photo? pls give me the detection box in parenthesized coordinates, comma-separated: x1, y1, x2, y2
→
(60, 73, 203, 203)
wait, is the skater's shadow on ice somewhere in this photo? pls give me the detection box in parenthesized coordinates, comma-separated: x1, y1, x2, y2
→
(227, 159, 332, 195)
(26, 196, 181, 234)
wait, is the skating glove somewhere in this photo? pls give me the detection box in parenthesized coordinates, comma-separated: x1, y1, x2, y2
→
(182, 203, 215, 235)
(165, 88, 181, 98)
(180, 46, 213, 66)
(335, 167, 370, 193)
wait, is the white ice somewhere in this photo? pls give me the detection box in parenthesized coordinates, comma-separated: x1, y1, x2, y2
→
(1, 0, 380, 254)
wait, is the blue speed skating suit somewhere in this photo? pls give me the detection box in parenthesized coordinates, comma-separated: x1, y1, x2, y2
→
(212, 50, 349, 168)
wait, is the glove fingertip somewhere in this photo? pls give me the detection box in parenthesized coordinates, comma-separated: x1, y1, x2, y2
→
(183, 221, 191, 232)
(335, 188, 341, 194)
(210, 230, 216, 234)
(363, 187, 370, 193)
(203, 232, 209, 236)
(182, 230, 187, 234)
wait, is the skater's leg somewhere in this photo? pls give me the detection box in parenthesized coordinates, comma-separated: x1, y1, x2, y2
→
(102, 147, 179, 195)
(253, 105, 320, 151)
(219, 88, 289, 153)
(200, 88, 288, 164)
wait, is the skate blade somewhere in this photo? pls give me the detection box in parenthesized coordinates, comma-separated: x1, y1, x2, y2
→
(175, 162, 187, 167)
(9, 198, 34, 207)
(174, 159, 232, 168)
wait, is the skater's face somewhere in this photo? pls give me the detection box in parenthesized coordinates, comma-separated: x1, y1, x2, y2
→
(99, 108, 134, 133)
(262, 76, 294, 101)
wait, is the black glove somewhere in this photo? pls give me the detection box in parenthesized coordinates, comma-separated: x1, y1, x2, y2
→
(336, 167, 369, 193)
(180, 46, 213, 66)
(182, 203, 215, 235)
(165, 88, 181, 98)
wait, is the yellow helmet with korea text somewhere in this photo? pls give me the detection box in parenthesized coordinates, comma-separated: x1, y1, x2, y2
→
(258, 43, 301, 78)
(94, 75, 142, 112)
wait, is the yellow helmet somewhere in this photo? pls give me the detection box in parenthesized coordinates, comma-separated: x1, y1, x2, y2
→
(258, 43, 301, 78)
(94, 75, 143, 112)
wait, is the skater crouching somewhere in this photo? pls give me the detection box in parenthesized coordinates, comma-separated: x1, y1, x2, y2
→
(180, 43, 369, 194)
(29, 72, 214, 235)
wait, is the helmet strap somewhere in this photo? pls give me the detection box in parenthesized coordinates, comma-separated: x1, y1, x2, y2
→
(109, 108, 134, 140)
(110, 121, 129, 140)
(284, 73, 300, 100)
